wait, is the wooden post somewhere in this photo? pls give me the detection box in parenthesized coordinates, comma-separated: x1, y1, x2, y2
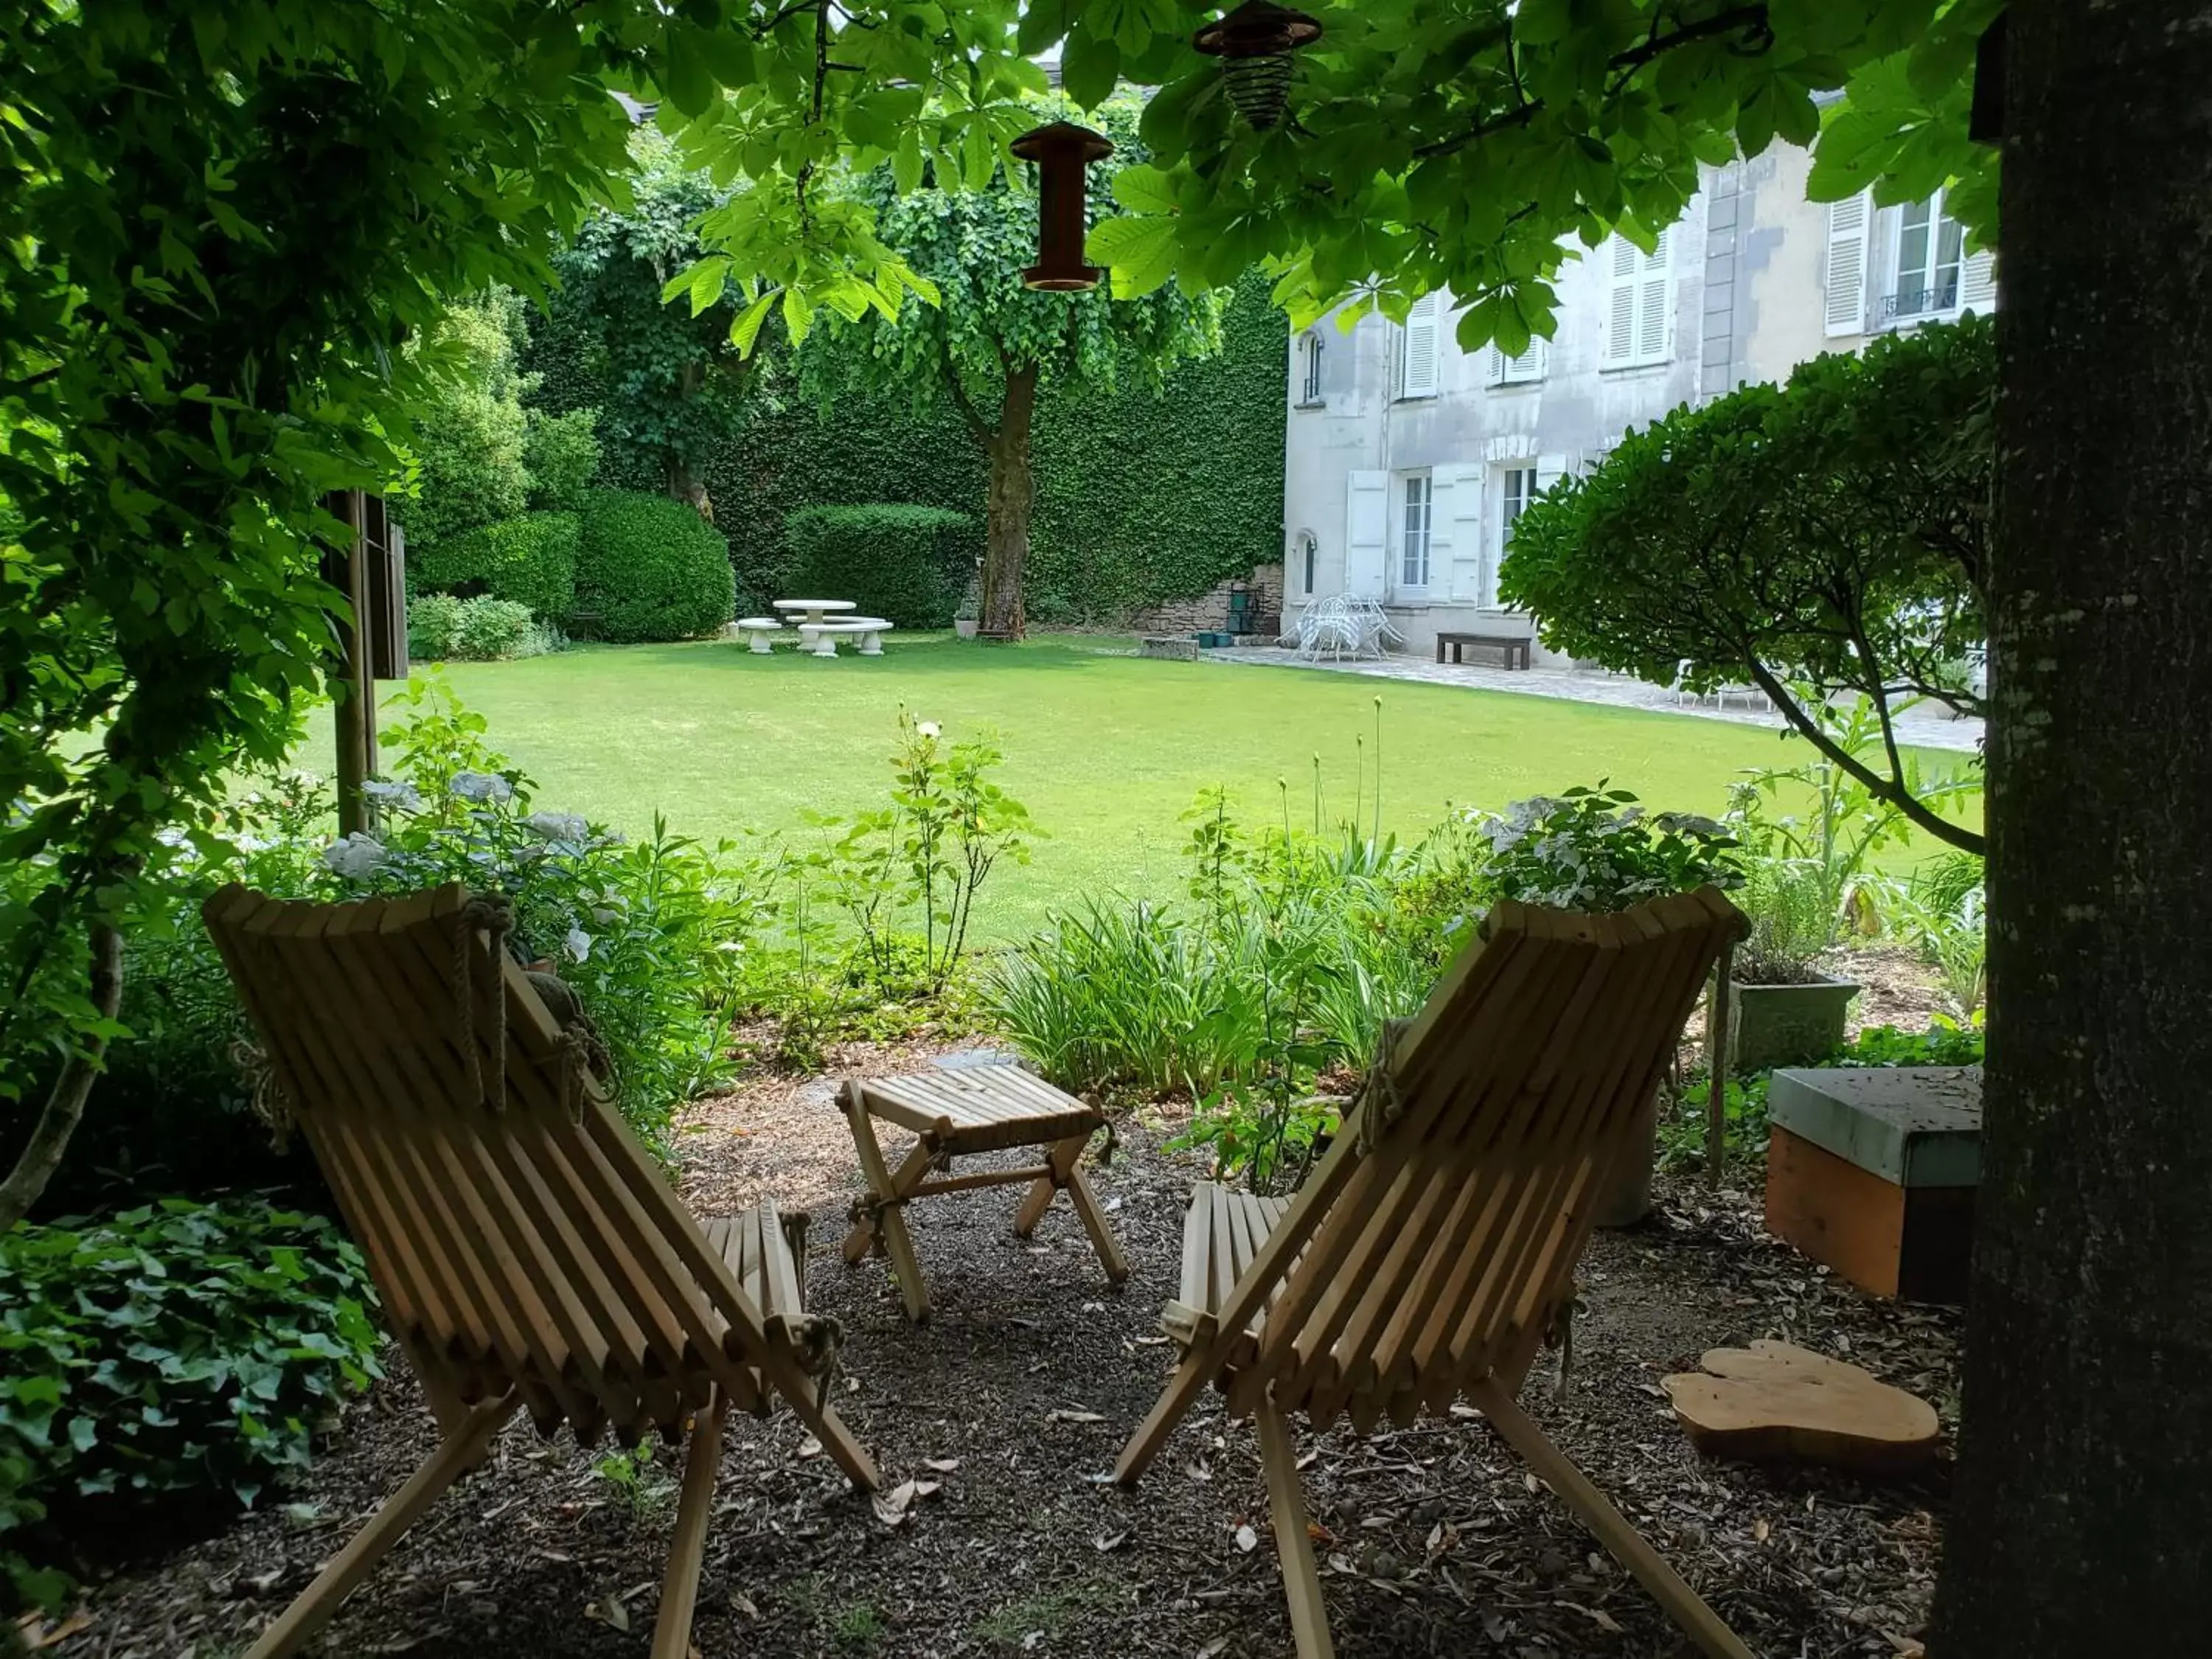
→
(326, 490, 378, 838)
(1704, 939, 1736, 1181)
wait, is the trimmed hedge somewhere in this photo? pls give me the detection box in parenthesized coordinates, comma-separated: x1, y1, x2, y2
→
(573, 489, 737, 642)
(782, 504, 978, 627)
(406, 509, 580, 619)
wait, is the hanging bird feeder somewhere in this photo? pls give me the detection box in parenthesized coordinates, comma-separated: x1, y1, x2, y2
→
(1009, 122, 1116, 291)
(1192, 1, 1324, 133)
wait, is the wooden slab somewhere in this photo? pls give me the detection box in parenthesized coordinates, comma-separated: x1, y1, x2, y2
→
(1661, 1340, 1941, 1472)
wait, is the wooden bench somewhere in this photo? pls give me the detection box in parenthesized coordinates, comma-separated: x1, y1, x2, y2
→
(841, 1065, 1127, 1321)
(1436, 630, 1531, 669)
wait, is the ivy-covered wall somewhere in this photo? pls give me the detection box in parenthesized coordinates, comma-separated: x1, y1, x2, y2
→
(527, 271, 1286, 622)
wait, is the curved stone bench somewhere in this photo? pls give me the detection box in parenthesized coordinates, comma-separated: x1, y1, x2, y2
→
(799, 619, 896, 658)
(734, 616, 784, 654)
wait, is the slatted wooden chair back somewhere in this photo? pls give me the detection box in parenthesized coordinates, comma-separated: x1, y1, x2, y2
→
(203, 882, 818, 1450)
(1216, 888, 1742, 1432)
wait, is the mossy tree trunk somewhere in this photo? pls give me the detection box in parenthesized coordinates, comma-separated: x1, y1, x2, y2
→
(1930, 4, 2212, 1649)
(977, 364, 1038, 641)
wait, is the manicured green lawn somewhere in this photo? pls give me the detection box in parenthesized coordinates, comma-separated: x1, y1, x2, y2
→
(392, 633, 1963, 936)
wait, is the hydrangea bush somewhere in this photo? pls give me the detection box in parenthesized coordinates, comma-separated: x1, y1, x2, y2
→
(1472, 785, 1740, 912)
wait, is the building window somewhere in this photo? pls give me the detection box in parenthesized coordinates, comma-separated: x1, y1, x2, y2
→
(1602, 230, 1672, 369)
(1298, 332, 1324, 405)
(1888, 190, 1966, 321)
(1295, 531, 1318, 595)
(1493, 465, 1537, 606)
(1399, 473, 1433, 590)
(1398, 293, 1441, 399)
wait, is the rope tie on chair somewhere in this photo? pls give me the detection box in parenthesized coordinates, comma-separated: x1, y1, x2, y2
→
(229, 1037, 293, 1150)
(1355, 1017, 1413, 1155)
(448, 893, 514, 1108)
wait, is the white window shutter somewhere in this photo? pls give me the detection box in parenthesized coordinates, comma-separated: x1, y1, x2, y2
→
(1635, 229, 1671, 362)
(1401, 294, 1440, 397)
(1824, 192, 1870, 336)
(1343, 470, 1388, 599)
(1439, 465, 1486, 602)
(1605, 236, 1638, 366)
(1959, 246, 1998, 313)
(1491, 338, 1545, 385)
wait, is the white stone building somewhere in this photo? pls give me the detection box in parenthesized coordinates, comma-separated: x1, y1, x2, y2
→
(1279, 144, 1997, 661)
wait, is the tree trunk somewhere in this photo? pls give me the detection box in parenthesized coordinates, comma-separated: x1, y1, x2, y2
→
(0, 922, 124, 1230)
(977, 364, 1039, 641)
(1930, 5, 2212, 1652)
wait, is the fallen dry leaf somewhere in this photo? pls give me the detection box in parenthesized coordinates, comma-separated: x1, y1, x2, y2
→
(1047, 1408, 1107, 1425)
(925, 1457, 961, 1473)
(1560, 1600, 1624, 1634)
(730, 1590, 759, 1620)
(1753, 1517, 1771, 1543)
(1095, 1529, 1130, 1552)
(21, 1612, 94, 1652)
(1234, 1522, 1259, 1552)
(872, 1479, 919, 1526)
(1196, 1638, 1231, 1658)
(796, 1436, 823, 1460)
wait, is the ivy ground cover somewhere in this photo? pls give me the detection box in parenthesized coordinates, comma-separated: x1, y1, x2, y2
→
(343, 636, 1961, 936)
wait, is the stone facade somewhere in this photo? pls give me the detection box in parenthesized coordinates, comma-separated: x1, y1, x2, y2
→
(1131, 560, 1285, 637)
(1280, 142, 1997, 661)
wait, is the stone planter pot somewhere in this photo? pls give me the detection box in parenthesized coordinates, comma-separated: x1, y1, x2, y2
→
(953, 618, 979, 639)
(1729, 972, 1860, 1072)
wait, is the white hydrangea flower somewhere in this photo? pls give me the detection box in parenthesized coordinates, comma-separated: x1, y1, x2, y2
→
(914, 720, 942, 740)
(451, 771, 512, 803)
(361, 779, 425, 813)
(525, 810, 590, 843)
(563, 925, 592, 962)
(322, 832, 387, 880)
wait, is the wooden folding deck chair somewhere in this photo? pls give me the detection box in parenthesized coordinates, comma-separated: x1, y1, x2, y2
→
(1115, 888, 1755, 1659)
(203, 883, 879, 1659)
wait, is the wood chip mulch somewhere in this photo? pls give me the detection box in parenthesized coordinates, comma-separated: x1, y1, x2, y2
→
(57, 1046, 1958, 1659)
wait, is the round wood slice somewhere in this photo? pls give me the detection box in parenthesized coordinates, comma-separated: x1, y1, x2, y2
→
(1661, 1339, 1941, 1472)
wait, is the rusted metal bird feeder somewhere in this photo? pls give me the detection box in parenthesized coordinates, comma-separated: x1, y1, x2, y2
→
(1009, 121, 1116, 291)
(1192, 1, 1323, 132)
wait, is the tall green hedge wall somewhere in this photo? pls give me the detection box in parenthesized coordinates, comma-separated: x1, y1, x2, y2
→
(529, 270, 1286, 622)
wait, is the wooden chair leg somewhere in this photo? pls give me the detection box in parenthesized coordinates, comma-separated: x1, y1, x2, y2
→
(1064, 1161, 1130, 1284)
(1113, 1345, 1220, 1484)
(650, 1393, 728, 1659)
(758, 1346, 882, 1491)
(243, 1394, 520, 1659)
(839, 1089, 932, 1321)
(1466, 1382, 1755, 1659)
(1016, 1134, 1129, 1287)
(1255, 1394, 1337, 1659)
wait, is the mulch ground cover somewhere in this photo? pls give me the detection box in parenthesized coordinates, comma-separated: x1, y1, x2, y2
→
(58, 1039, 1958, 1659)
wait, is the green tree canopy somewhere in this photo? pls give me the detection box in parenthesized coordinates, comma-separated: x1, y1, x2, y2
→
(794, 97, 1226, 637)
(543, 131, 765, 508)
(1502, 316, 1992, 852)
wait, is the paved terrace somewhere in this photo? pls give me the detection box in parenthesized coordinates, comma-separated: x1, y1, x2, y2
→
(1200, 645, 1984, 754)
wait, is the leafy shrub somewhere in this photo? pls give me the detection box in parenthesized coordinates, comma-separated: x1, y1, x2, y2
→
(525, 406, 601, 512)
(4, 771, 345, 1220)
(782, 504, 978, 628)
(403, 293, 533, 546)
(574, 489, 737, 642)
(1734, 857, 1837, 984)
(408, 509, 581, 619)
(0, 1199, 381, 1613)
(406, 594, 537, 661)
(1473, 785, 1740, 911)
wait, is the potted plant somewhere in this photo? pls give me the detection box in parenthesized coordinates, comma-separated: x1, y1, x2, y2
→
(1473, 784, 1741, 1225)
(1725, 856, 1860, 1070)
